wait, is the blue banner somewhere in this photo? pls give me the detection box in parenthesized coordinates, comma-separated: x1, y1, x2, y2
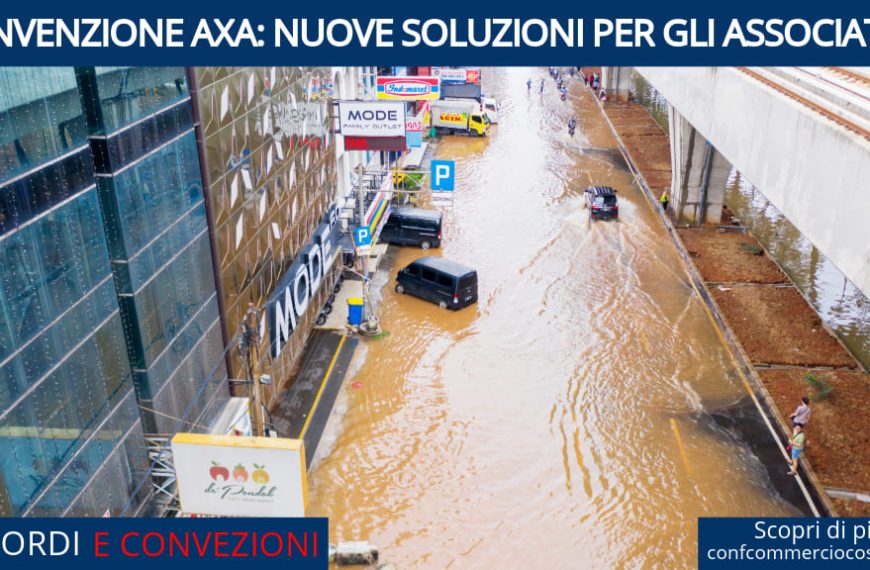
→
(1, 1, 869, 65)
(700, 518, 870, 569)
(0, 517, 327, 569)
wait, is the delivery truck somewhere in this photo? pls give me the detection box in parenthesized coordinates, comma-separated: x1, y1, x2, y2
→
(431, 99, 490, 137)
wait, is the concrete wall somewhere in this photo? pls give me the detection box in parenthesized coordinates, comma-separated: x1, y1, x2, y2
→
(669, 107, 730, 225)
(636, 67, 870, 298)
(601, 67, 633, 101)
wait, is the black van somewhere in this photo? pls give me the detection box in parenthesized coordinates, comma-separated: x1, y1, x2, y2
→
(395, 257, 478, 310)
(380, 207, 442, 249)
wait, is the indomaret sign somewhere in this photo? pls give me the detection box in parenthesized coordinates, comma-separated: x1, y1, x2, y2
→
(266, 204, 340, 358)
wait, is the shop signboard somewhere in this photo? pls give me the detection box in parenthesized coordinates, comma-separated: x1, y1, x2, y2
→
(344, 136, 407, 151)
(377, 76, 440, 100)
(338, 100, 406, 137)
(267, 205, 340, 358)
(171, 434, 308, 517)
(433, 67, 481, 84)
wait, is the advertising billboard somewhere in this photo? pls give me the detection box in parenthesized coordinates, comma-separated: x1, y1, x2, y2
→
(338, 100, 406, 137)
(377, 76, 441, 100)
(171, 433, 308, 518)
(433, 67, 481, 84)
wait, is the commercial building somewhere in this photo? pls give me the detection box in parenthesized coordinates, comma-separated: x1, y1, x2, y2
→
(0, 65, 374, 516)
(0, 68, 154, 517)
(189, 66, 375, 407)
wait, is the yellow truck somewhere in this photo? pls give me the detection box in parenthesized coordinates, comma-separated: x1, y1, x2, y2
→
(431, 99, 489, 137)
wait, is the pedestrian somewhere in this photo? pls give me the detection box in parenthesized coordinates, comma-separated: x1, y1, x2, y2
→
(539, 78, 545, 94)
(660, 191, 669, 212)
(789, 396, 811, 427)
(600, 89, 607, 102)
(787, 423, 806, 475)
(583, 73, 589, 87)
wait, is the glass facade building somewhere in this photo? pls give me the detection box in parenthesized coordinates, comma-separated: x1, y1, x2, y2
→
(0, 65, 352, 516)
(77, 67, 228, 435)
(0, 68, 151, 517)
(191, 67, 339, 401)
(0, 67, 230, 517)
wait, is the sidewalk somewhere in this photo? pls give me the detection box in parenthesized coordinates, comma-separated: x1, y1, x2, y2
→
(270, 330, 358, 467)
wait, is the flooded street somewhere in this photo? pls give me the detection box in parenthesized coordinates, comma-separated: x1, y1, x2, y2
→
(307, 68, 798, 568)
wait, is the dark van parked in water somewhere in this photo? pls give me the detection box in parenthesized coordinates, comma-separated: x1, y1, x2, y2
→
(380, 207, 443, 249)
(396, 257, 478, 310)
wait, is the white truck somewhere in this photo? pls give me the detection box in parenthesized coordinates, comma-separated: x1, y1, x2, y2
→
(431, 99, 490, 137)
(482, 97, 500, 124)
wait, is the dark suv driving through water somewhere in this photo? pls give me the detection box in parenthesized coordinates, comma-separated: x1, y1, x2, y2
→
(584, 186, 619, 220)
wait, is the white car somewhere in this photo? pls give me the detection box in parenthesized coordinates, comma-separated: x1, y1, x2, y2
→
(482, 97, 499, 124)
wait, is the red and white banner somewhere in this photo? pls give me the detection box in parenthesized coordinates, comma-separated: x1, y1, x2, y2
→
(433, 68, 481, 84)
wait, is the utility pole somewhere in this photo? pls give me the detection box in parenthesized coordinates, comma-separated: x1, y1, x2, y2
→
(356, 178, 371, 325)
(242, 303, 265, 437)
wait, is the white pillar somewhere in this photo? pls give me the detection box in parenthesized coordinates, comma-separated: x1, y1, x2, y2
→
(668, 106, 730, 225)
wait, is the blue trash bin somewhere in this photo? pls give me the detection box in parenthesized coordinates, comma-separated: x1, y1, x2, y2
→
(347, 297, 364, 326)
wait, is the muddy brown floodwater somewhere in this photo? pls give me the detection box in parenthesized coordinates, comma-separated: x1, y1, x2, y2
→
(307, 68, 799, 569)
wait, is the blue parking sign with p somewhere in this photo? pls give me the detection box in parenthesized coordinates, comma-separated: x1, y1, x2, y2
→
(354, 226, 371, 248)
(431, 160, 455, 191)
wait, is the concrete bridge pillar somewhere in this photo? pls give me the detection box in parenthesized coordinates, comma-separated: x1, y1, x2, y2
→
(601, 67, 633, 101)
(668, 106, 731, 225)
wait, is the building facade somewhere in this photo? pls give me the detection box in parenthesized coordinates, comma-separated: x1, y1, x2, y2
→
(0, 65, 373, 516)
(77, 67, 229, 436)
(0, 68, 152, 517)
(190, 66, 371, 409)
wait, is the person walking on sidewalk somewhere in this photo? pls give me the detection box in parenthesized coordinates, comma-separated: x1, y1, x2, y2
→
(660, 191, 669, 212)
(789, 397, 811, 428)
(787, 423, 806, 476)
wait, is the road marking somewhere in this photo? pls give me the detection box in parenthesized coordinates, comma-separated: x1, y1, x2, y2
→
(299, 334, 347, 439)
(670, 418, 693, 476)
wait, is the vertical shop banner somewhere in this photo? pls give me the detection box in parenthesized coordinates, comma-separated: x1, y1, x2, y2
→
(406, 111, 424, 148)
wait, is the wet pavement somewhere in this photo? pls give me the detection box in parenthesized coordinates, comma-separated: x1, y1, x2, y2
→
(271, 330, 358, 466)
(306, 68, 805, 568)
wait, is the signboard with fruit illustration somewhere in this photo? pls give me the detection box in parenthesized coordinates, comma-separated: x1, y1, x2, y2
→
(171, 434, 308, 517)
